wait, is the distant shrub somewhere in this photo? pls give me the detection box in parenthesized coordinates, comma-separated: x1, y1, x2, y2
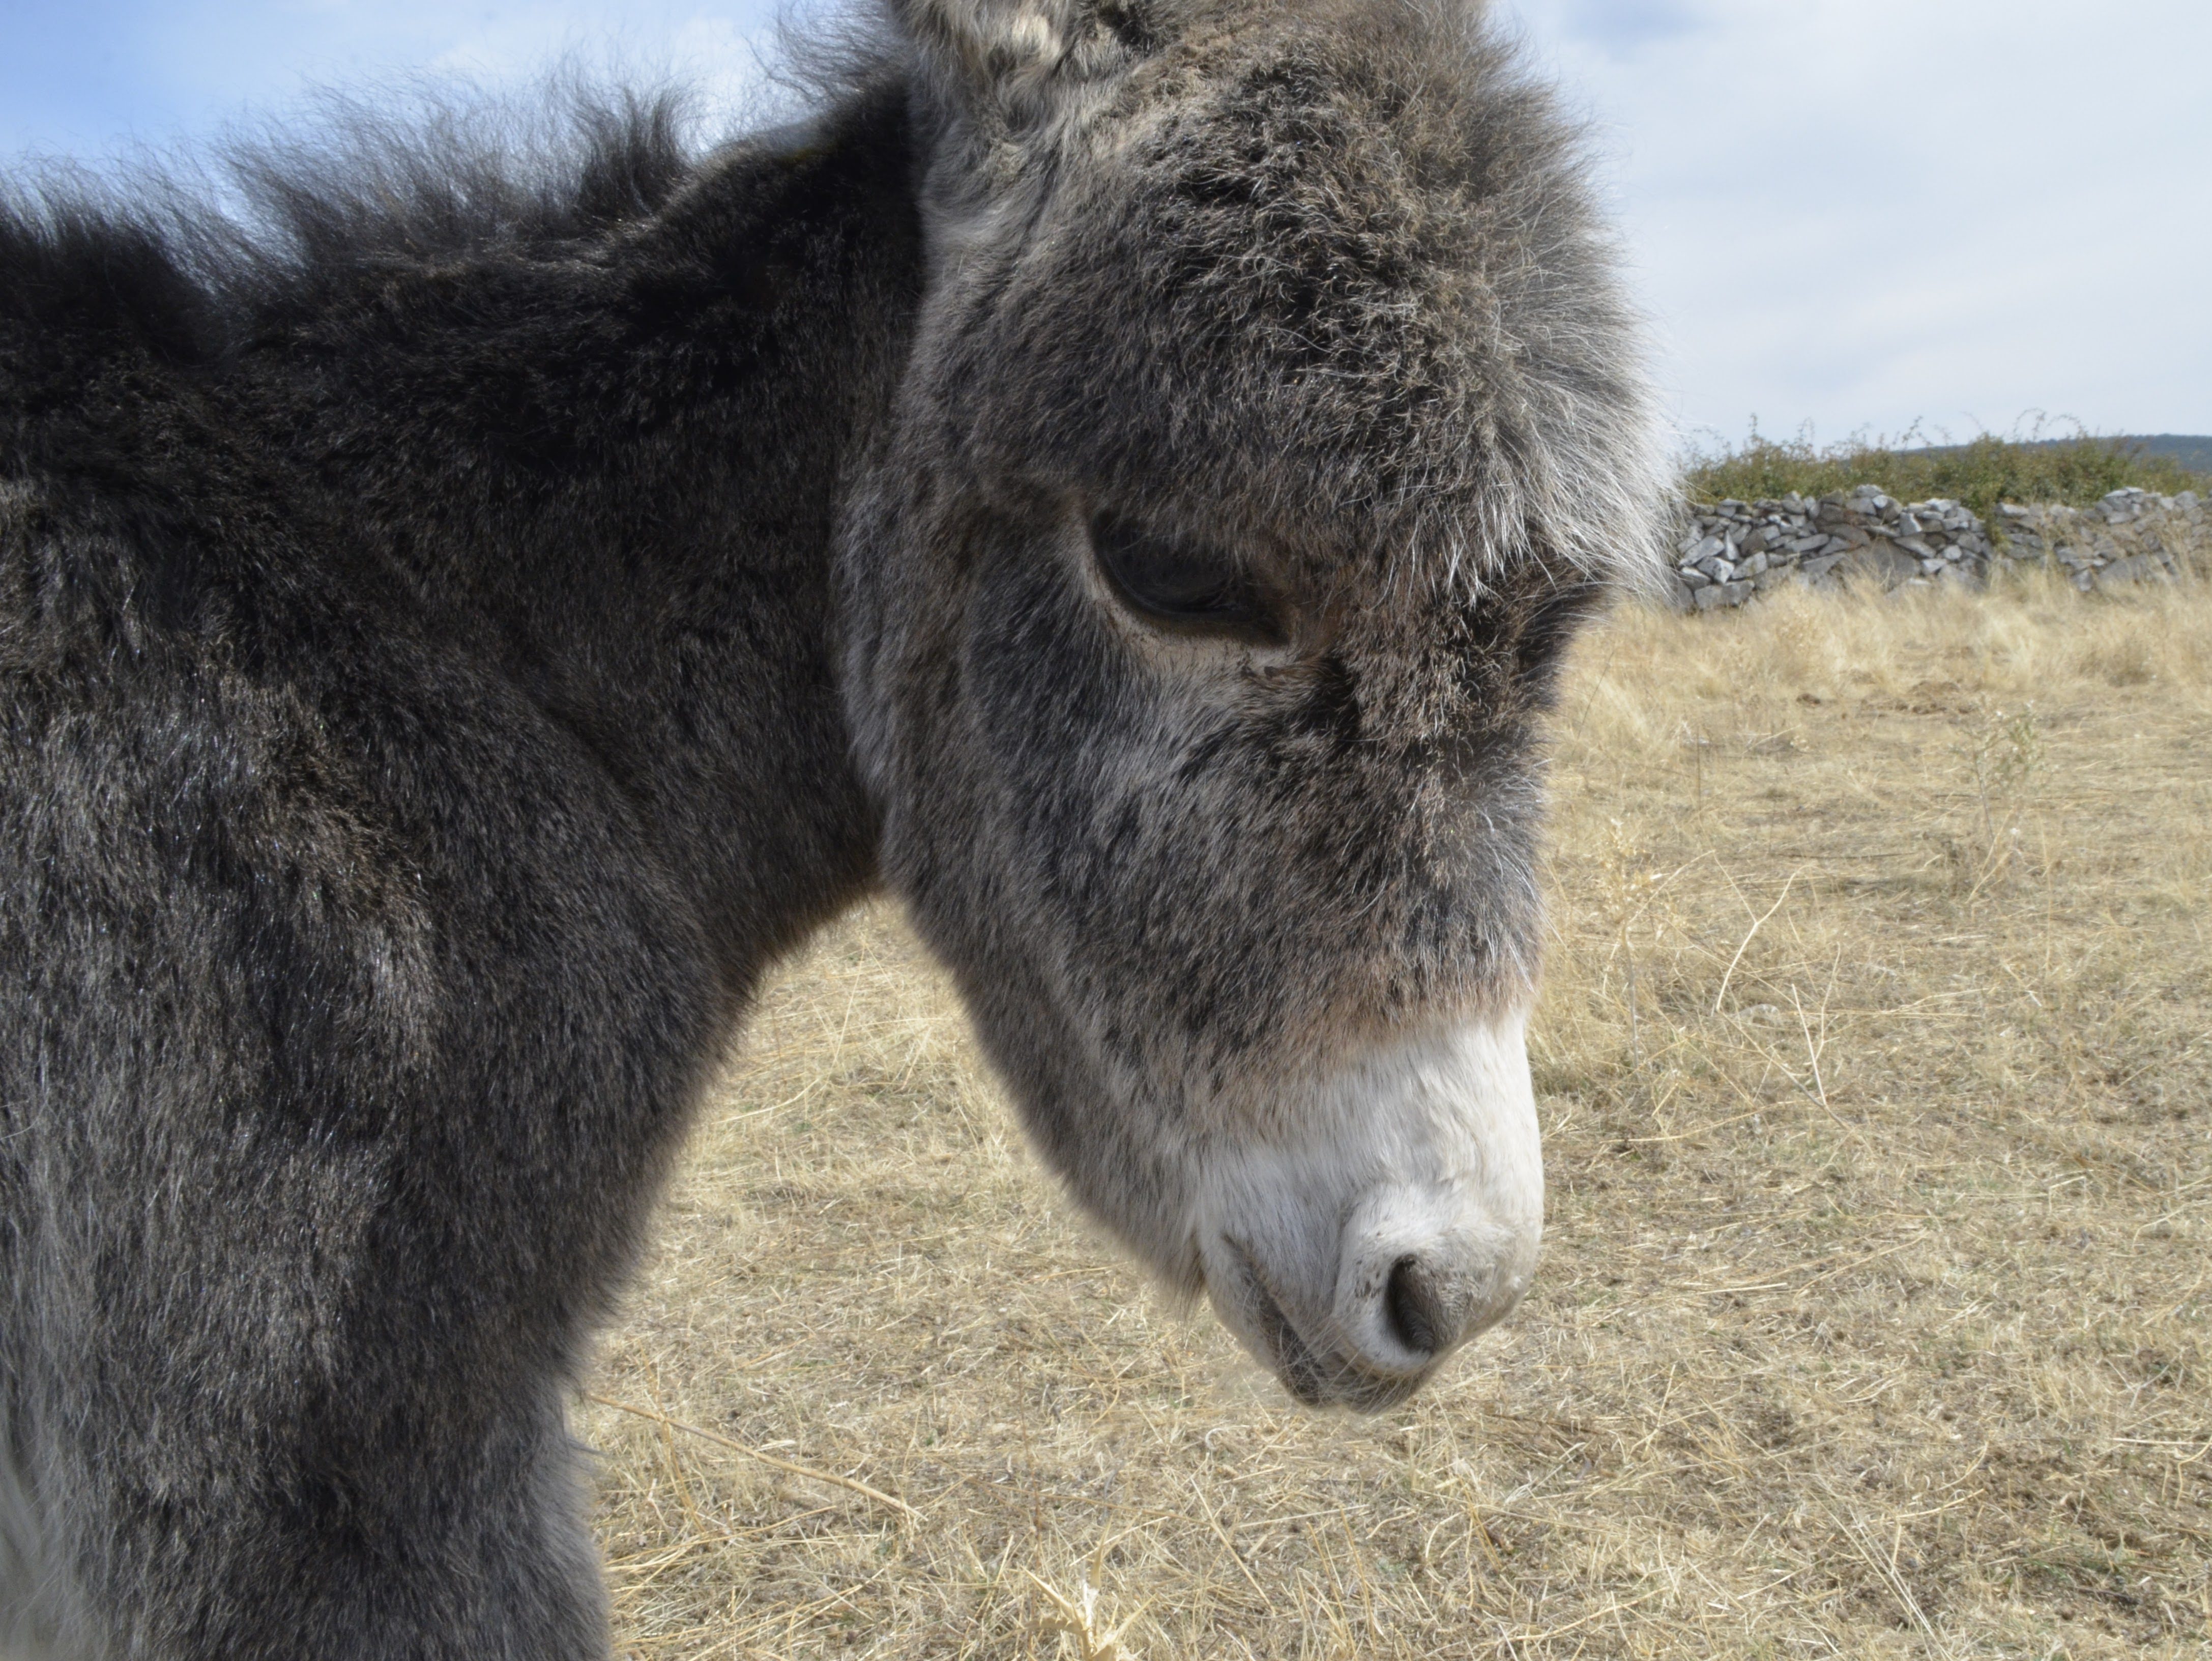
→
(1685, 428, 2207, 521)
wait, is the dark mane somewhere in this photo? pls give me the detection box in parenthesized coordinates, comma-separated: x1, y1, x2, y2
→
(2, 83, 759, 364)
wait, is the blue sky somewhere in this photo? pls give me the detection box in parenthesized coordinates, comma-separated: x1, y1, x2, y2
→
(5, 1, 2208, 448)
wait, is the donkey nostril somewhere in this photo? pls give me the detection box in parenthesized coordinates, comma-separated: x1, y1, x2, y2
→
(1383, 1255, 1448, 1358)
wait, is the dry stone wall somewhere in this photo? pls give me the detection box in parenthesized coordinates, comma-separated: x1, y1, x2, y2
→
(1667, 484, 2208, 612)
(1995, 491, 2208, 589)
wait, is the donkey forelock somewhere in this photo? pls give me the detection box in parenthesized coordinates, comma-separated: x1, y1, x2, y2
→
(889, 0, 1669, 600)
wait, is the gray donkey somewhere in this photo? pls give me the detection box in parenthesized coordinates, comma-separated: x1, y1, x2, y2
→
(0, 1, 1663, 1654)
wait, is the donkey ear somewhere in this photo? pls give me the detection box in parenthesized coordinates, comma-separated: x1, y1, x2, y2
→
(889, 0, 1145, 141)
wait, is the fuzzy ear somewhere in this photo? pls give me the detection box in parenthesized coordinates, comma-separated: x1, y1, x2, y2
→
(888, 0, 1146, 143)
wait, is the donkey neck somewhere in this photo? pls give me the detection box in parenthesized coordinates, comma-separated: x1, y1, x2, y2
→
(254, 80, 927, 989)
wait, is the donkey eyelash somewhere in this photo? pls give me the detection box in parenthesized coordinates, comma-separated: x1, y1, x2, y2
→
(1089, 511, 1282, 643)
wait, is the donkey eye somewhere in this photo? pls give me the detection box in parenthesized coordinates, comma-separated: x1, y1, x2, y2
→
(1090, 512, 1277, 640)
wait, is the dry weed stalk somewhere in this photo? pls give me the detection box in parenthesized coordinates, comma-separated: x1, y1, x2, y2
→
(585, 1393, 922, 1524)
(1025, 1570, 1143, 1661)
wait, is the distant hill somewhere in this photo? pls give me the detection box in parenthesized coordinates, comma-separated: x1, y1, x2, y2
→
(2122, 435, 2212, 475)
(1922, 434, 2212, 479)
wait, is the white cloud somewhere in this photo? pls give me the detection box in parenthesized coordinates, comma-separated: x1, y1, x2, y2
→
(1506, 0, 2212, 444)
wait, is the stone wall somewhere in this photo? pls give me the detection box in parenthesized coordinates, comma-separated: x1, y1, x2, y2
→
(1666, 484, 2208, 612)
(1996, 492, 2209, 589)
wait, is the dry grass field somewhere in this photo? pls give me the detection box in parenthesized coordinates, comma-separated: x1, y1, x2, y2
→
(582, 569, 2211, 1659)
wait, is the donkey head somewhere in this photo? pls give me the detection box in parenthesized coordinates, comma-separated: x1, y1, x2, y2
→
(838, 0, 1664, 1408)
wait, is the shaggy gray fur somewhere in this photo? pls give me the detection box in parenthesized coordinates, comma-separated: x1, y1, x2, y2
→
(0, 2, 1662, 1653)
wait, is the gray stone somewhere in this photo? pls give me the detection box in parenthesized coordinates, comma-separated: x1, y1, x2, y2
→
(1838, 544, 1923, 587)
(2100, 489, 2146, 525)
(1680, 567, 1712, 589)
(2097, 554, 2172, 587)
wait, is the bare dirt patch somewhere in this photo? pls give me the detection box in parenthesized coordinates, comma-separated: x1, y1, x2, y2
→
(586, 570, 2210, 1658)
